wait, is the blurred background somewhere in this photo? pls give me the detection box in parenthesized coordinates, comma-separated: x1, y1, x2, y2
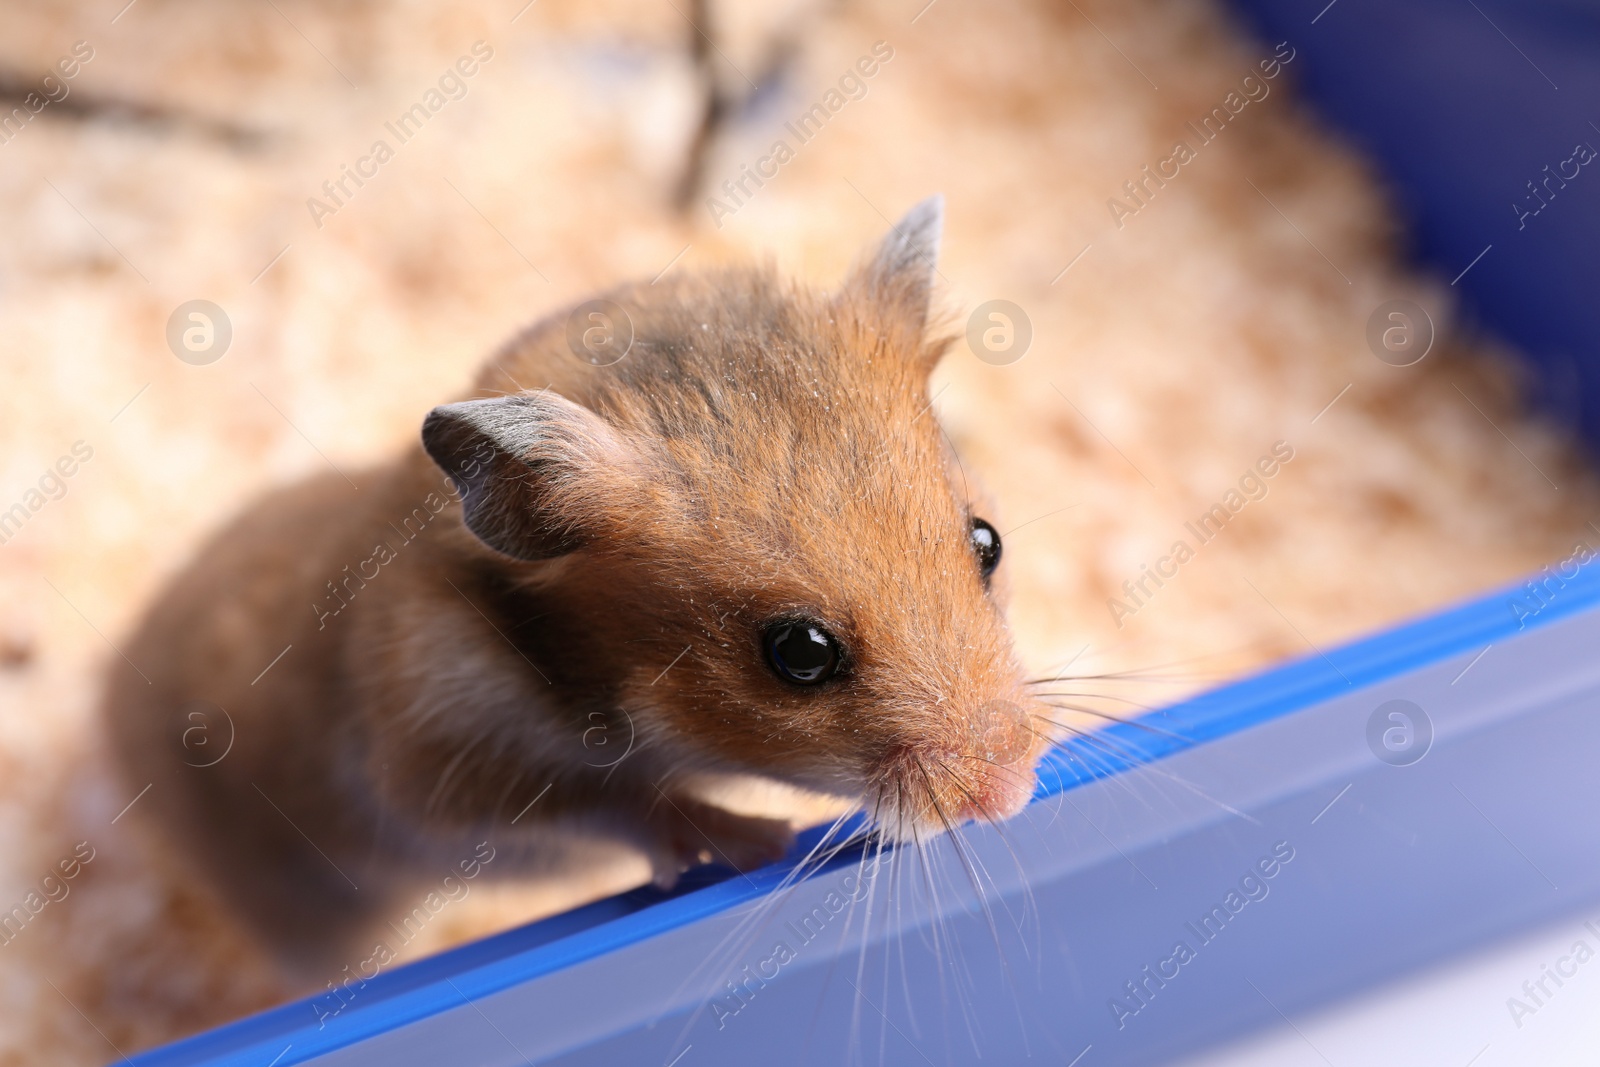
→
(0, 0, 1597, 1061)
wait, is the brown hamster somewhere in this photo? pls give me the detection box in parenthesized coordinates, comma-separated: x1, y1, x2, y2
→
(103, 198, 1052, 967)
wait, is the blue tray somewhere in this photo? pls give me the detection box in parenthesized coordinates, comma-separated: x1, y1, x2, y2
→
(128, 3, 1600, 1061)
(127, 557, 1600, 1066)
(1230, 0, 1600, 444)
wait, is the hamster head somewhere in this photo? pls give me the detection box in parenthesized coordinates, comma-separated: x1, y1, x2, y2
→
(421, 198, 1052, 842)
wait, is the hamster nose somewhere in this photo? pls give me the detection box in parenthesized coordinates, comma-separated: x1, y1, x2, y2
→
(872, 698, 1046, 837)
(951, 698, 1042, 820)
(969, 698, 1035, 768)
(904, 699, 1042, 824)
(954, 773, 1036, 823)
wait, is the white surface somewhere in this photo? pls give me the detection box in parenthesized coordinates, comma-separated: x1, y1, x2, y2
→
(1171, 909, 1600, 1067)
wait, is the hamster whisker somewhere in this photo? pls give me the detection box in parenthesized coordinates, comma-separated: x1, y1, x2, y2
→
(932, 756, 1040, 948)
(927, 840, 981, 1055)
(1024, 670, 1191, 687)
(422, 734, 486, 819)
(900, 825, 962, 1059)
(1035, 714, 1173, 772)
(929, 837, 997, 1054)
(1031, 689, 1167, 713)
(1021, 720, 1103, 777)
(1024, 723, 1139, 806)
(938, 425, 973, 506)
(1037, 716, 1260, 825)
(943, 753, 1041, 804)
(1027, 716, 1163, 810)
(663, 806, 868, 1049)
(1034, 700, 1197, 744)
(762, 813, 888, 1065)
(1032, 691, 1178, 729)
(864, 838, 902, 1062)
(848, 832, 890, 1067)
(886, 845, 921, 1029)
(1024, 684, 1177, 726)
(912, 756, 1010, 983)
(1025, 643, 1264, 688)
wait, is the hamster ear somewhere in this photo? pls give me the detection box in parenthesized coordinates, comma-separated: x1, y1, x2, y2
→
(421, 393, 638, 561)
(844, 194, 943, 335)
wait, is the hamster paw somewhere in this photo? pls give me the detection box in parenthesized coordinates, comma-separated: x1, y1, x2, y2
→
(649, 798, 795, 890)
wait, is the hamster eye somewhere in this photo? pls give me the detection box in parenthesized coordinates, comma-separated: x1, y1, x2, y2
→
(970, 517, 1001, 580)
(763, 620, 842, 686)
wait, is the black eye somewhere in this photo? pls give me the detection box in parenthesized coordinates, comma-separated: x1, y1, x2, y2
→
(970, 517, 1001, 580)
(763, 620, 842, 686)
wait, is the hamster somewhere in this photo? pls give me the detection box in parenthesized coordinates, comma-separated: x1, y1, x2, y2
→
(103, 197, 1052, 966)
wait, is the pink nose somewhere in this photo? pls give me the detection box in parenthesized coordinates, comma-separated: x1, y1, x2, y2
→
(951, 763, 1037, 823)
(950, 699, 1039, 821)
(972, 698, 1033, 766)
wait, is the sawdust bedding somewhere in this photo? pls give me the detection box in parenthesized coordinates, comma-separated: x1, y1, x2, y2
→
(0, 0, 1592, 1060)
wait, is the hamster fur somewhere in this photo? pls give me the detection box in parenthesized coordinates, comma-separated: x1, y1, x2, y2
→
(103, 198, 1052, 966)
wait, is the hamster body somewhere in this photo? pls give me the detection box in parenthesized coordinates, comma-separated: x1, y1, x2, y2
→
(105, 199, 1052, 965)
